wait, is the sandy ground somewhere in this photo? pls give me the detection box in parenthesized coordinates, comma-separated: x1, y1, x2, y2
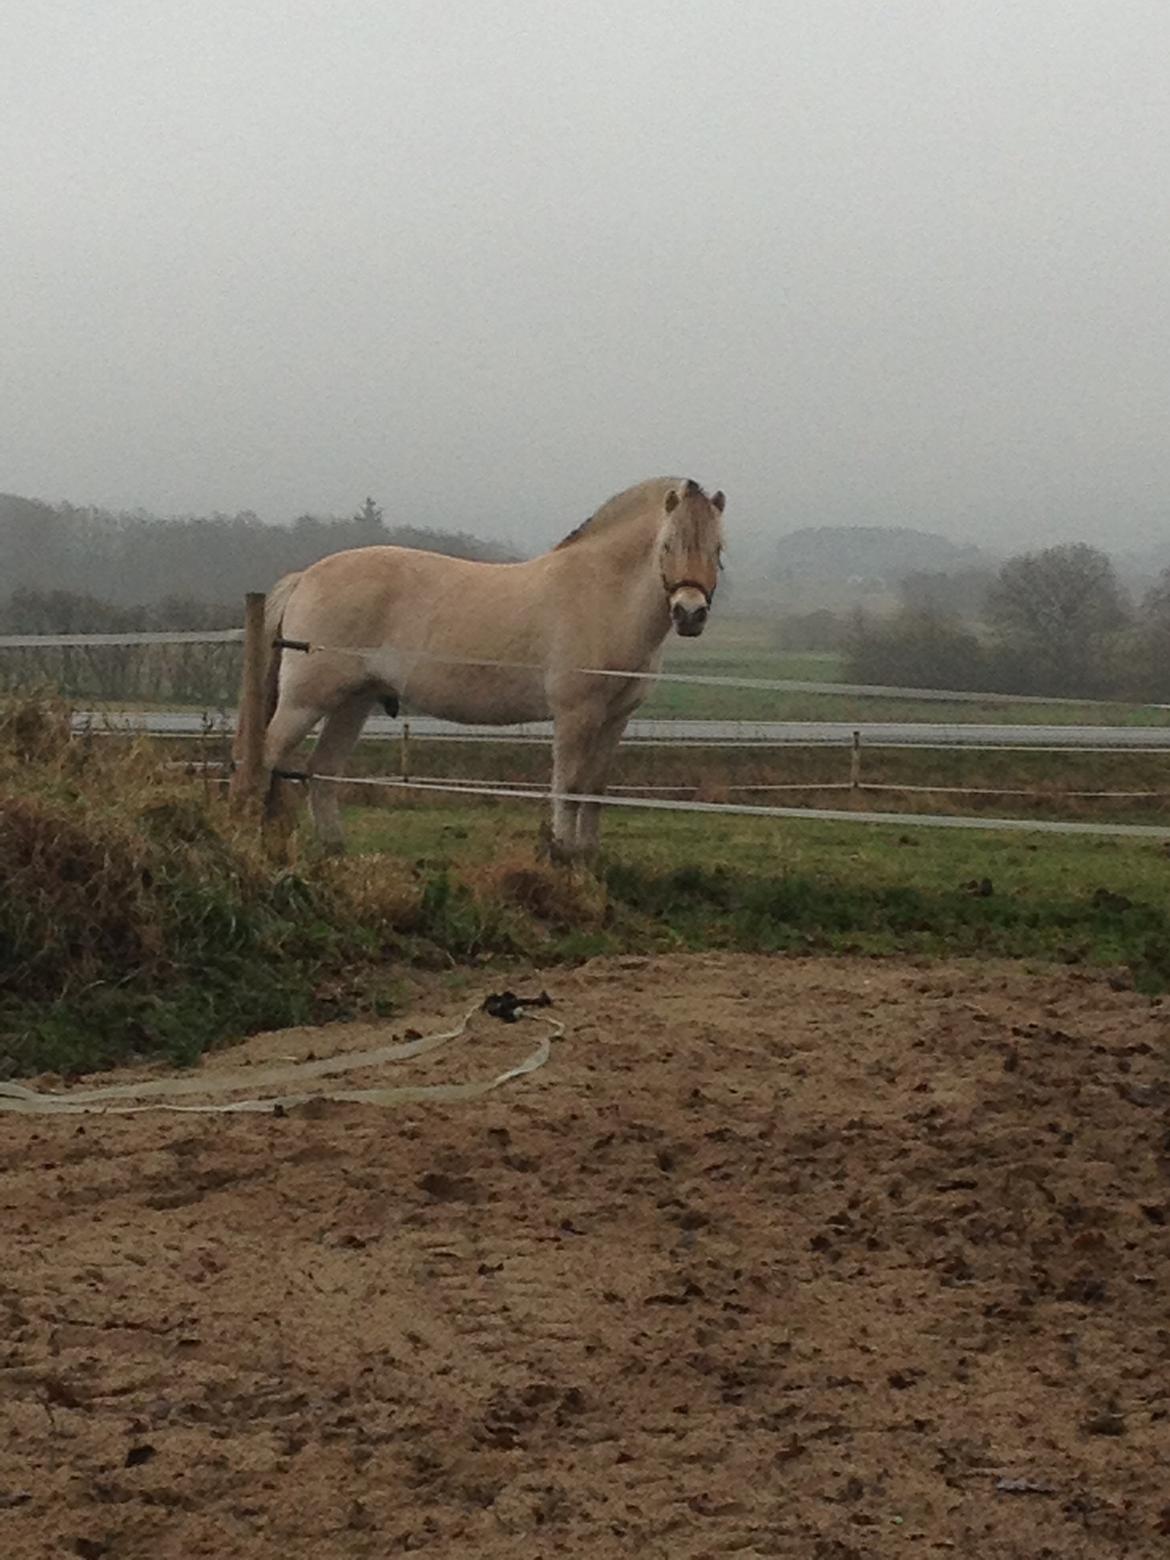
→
(2, 952, 1169, 1559)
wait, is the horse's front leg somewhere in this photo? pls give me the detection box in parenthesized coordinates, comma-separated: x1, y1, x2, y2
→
(574, 711, 630, 859)
(549, 707, 602, 861)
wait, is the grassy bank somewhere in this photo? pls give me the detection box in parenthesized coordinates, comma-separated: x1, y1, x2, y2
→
(4, 694, 1170, 1079)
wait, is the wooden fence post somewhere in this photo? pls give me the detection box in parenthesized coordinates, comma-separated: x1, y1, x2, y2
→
(230, 592, 268, 807)
(400, 719, 411, 780)
(849, 729, 862, 804)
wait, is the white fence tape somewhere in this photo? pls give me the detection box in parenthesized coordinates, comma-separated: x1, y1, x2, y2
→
(308, 772, 1170, 840)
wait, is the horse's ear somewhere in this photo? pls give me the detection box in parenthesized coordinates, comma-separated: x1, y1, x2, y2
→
(664, 489, 680, 513)
(711, 490, 726, 513)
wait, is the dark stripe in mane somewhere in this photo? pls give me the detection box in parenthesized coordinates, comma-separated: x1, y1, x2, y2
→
(554, 477, 701, 551)
(554, 515, 593, 550)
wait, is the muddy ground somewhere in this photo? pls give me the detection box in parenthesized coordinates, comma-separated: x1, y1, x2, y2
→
(2, 953, 1169, 1559)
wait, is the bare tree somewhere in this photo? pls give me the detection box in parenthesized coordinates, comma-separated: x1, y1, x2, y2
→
(985, 544, 1129, 696)
(845, 608, 988, 691)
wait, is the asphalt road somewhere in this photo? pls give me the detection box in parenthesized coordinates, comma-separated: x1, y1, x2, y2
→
(75, 710, 1170, 750)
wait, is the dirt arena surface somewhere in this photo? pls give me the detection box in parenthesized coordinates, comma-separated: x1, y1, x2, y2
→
(2, 952, 1169, 1559)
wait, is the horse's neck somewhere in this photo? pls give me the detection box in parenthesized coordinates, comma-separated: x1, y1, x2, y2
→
(604, 521, 671, 662)
(545, 513, 671, 664)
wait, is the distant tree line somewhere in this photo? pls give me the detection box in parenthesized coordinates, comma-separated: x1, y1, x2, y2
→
(0, 493, 518, 614)
(0, 493, 519, 705)
(846, 543, 1170, 701)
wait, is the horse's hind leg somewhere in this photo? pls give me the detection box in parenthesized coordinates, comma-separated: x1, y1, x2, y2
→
(309, 693, 376, 854)
(263, 693, 324, 827)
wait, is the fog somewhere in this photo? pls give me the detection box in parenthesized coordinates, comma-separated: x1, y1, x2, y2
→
(4, 1, 1169, 556)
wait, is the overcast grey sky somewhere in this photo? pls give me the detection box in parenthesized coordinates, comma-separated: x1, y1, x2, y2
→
(3, 1, 1168, 553)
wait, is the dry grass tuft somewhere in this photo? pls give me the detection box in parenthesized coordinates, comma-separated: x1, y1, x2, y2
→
(318, 852, 425, 931)
(467, 852, 608, 929)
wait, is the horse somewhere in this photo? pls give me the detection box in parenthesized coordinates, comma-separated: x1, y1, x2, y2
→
(259, 475, 726, 858)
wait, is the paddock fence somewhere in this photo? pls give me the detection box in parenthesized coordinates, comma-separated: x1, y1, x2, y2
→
(4, 608, 1170, 840)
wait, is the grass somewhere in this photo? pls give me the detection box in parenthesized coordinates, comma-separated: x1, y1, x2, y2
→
(349, 801, 1170, 989)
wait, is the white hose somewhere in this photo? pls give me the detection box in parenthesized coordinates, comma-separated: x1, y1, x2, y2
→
(0, 1002, 561, 1116)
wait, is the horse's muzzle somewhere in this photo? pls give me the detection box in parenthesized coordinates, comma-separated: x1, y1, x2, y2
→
(672, 599, 709, 637)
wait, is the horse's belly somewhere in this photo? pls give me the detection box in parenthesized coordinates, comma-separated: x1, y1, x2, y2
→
(399, 666, 550, 726)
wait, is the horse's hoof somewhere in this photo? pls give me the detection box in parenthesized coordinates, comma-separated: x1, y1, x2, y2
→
(544, 837, 578, 867)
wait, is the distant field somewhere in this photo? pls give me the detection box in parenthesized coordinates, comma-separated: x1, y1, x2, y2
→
(647, 615, 1170, 726)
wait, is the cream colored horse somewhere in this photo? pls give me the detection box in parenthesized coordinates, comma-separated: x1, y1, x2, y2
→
(260, 476, 726, 857)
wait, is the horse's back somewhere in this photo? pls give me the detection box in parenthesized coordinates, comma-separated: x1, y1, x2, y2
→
(282, 545, 520, 639)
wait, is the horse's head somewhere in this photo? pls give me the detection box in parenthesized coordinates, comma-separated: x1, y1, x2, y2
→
(660, 479, 726, 637)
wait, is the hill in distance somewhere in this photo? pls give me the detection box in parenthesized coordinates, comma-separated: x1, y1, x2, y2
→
(772, 525, 988, 587)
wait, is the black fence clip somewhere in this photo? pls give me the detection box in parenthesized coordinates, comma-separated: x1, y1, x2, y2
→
(482, 990, 553, 1023)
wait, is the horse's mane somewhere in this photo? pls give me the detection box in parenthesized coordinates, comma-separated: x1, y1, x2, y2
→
(553, 477, 684, 551)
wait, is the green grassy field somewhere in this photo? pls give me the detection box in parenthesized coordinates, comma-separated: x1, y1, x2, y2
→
(347, 800, 1170, 987)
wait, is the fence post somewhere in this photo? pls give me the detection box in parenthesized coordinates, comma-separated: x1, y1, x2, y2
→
(400, 719, 411, 780)
(229, 592, 268, 807)
(849, 729, 862, 803)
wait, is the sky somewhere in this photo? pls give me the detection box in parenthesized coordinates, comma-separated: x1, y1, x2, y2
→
(3, 0, 1169, 556)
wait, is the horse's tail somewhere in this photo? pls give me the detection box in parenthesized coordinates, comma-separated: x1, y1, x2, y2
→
(262, 571, 302, 727)
(233, 571, 302, 767)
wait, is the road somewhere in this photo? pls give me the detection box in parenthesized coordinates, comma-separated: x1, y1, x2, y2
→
(75, 710, 1170, 750)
